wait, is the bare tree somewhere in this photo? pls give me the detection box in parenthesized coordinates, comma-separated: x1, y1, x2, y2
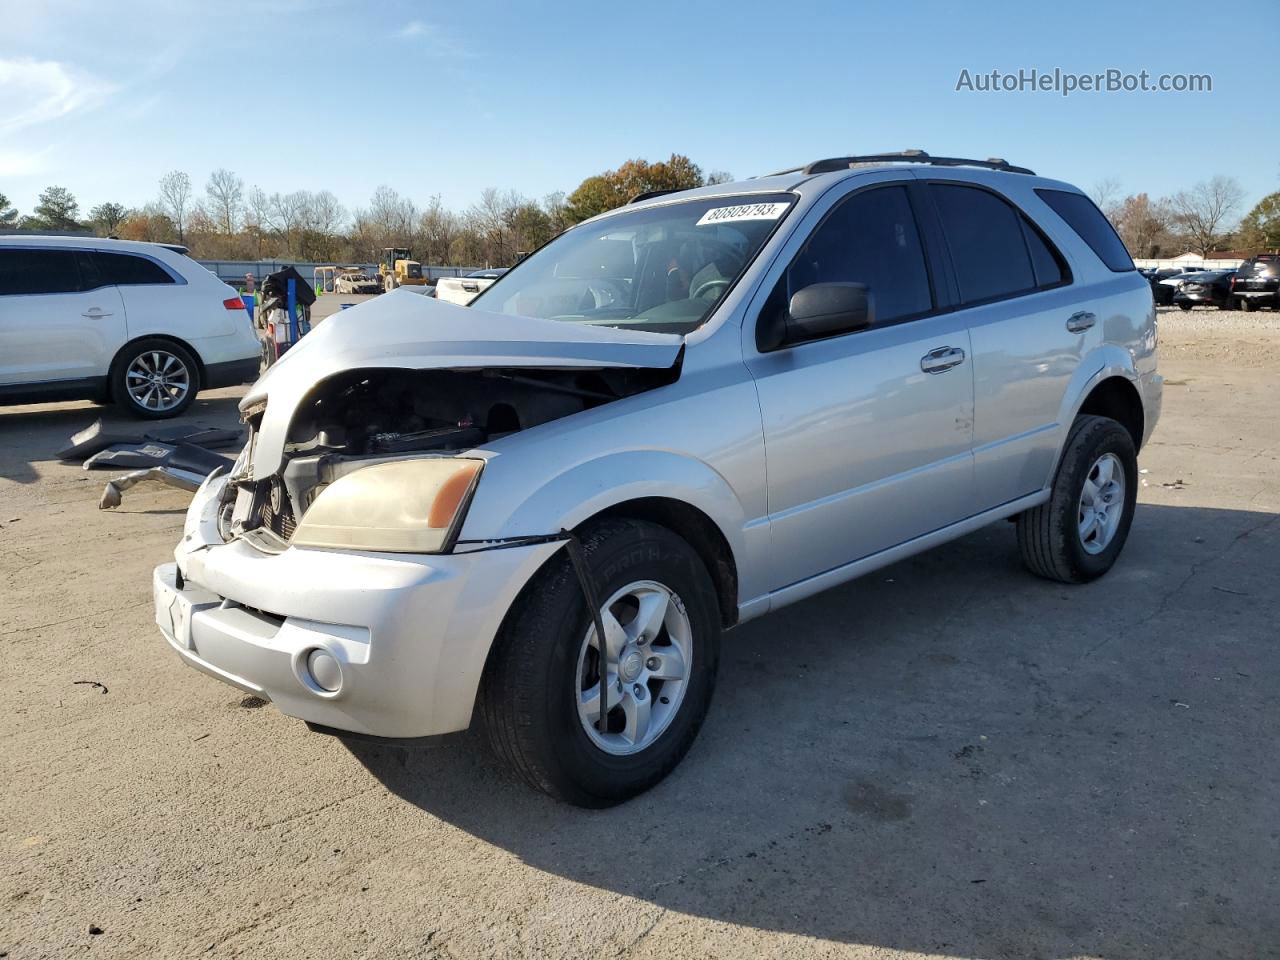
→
(706, 170, 734, 185)
(158, 170, 192, 243)
(419, 195, 459, 264)
(305, 190, 347, 236)
(1114, 193, 1174, 259)
(1168, 176, 1247, 257)
(266, 191, 309, 255)
(352, 186, 418, 259)
(205, 168, 244, 237)
(1089, 177, 1123, 219)
(244, 186, 271, 258)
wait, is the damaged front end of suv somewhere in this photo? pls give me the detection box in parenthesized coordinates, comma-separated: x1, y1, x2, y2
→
(217, 293, 684, 556)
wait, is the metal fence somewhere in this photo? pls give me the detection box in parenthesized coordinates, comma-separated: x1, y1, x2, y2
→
(1133, 258, 1244, 270)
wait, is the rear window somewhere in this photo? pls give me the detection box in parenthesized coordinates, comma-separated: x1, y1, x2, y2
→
(1238, 256, 1278, 277)
(1036, 189, 1135, 272)
(0, 248, 82, 295)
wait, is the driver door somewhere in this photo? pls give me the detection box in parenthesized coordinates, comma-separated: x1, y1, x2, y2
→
(743, 178, 976, 592)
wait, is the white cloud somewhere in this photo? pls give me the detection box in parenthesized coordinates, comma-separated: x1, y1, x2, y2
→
(0, 58, 115, 136)
(396, 19, 433, 38)
(393, 19, 473, 56)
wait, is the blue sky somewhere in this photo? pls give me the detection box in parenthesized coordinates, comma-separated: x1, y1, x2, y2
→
(1, 0, 1277, 219)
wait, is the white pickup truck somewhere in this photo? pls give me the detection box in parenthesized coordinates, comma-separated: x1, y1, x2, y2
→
(433, 269, 508, 305)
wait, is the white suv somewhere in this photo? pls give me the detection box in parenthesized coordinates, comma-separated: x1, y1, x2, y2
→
(154, 153, 1162, 806)
(0, 236, 261, 417)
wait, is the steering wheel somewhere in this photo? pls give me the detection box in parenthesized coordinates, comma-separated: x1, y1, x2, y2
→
(691, 278, 730, 301)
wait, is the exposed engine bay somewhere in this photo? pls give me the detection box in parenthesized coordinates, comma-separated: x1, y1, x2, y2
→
(219, 364, 678, 547)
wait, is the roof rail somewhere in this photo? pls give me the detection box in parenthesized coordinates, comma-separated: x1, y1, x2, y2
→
(629, 188, 689, 204)
(762, 150, 1035, 178)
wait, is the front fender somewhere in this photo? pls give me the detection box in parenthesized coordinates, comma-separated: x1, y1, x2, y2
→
(461, 449, 758, 597)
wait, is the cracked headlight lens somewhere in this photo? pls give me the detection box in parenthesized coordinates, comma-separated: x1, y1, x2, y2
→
(291, 458, 483, 553)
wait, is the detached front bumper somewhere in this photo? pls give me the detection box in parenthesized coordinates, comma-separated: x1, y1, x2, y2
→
(154, 475, 560, 738)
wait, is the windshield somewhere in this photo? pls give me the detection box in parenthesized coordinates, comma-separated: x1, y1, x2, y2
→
(472, 193, 794, 334)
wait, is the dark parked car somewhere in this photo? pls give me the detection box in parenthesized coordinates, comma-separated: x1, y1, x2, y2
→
(1149, 268, 1196, 306)
(1171, 270, 1236, 310)
(1230, 254, 1280, 311)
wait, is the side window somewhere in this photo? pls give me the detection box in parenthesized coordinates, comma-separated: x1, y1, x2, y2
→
(92, 251, 175, 286)
(1021, 218, 1069, 288)
(931, 184, 1036, 304)
(785, 185, 932, 327)
(0, 249, 82, 295)
(1035, 189, 1135, 272)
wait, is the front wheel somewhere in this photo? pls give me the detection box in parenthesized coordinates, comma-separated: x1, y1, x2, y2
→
(481, 519, 721, 807)
(1240, 298, 1253, 312)
(1178, 302, 1192, 311)
(111, 338, 200, 419)
(1016, 415, 1138, 584)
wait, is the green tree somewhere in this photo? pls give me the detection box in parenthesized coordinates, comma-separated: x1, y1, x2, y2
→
(27, 185, 80, 230)
(1237, 191, 1280, 251)
(565, 154, 708, 223)
(89, 201, 129, 235)
(565, 174, 625, 223)
(0, 191, 17, 226)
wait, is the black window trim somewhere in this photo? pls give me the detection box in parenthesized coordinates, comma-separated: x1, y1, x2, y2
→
(755, 179, 945, 353)
(1034, 187, 1135, 274)
(921, 179, 1074, 313)
(0, 243, 186, 297)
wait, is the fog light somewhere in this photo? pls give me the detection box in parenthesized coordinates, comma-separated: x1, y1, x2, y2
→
(306, 649, 342, 693)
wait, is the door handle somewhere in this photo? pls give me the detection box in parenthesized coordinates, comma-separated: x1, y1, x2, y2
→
(82, 308, 113, 318)
(1066, 310, 1097, 333)
(920, 345, 966, 374)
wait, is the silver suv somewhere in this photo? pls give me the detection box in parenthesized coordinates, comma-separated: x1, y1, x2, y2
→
(154, 152, 1161, 806)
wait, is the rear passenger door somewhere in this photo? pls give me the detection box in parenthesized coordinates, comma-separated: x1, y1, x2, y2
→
(87, 250, 215, 338)
(0, 247, 126, 386)
(745, 178, 976, 591)
(924, 180, 1079, 511)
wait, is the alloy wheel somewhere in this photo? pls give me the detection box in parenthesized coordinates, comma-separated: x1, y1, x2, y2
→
(1078, 452, 1126, 555)
(125, 349, 191, 412)
(574, 579, 693, 756)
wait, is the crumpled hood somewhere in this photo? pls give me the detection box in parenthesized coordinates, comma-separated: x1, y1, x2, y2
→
(243, 289, 684, 477)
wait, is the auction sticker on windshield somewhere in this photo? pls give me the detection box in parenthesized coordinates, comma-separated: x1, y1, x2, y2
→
(696, 202, 790, 227)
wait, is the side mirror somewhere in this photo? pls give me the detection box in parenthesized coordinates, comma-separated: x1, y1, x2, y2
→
(785, 282, 873, 344)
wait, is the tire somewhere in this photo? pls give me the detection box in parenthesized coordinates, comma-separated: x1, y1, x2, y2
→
(1178, 302, 1192, 311)
(110, 338, 200, 419)
(481, 518, 722, 807)
(1239, 298, 1253, 313)
(1016, 415, 1138, 584)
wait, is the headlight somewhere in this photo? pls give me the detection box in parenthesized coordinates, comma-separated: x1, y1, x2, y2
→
(291, 458, 483, 553)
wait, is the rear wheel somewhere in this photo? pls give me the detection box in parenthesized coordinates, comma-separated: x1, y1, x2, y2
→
(1240, 298, 1253, 312)
(1016, 415, 1138, 584)
(481, 518, 721, 807)
(111, 338, 199, 419)
(1178, 302, 1192, 311)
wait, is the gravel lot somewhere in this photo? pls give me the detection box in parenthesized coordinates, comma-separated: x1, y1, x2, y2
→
(2, 307, 1278, 959)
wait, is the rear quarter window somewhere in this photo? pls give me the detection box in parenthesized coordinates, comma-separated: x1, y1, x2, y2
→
(92, 251, 176, 286)
(1036, 189, 1135, 272)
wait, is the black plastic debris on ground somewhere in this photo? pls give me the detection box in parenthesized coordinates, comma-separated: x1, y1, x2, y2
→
(58, 418, 241, 461)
